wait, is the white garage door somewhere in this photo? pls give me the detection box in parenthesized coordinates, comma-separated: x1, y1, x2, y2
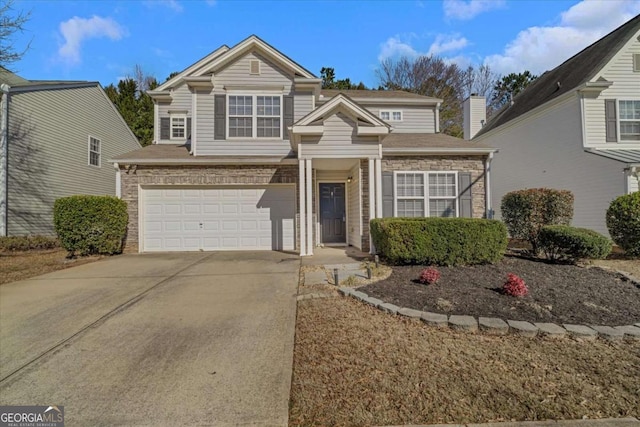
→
(142, 186, 296, 252)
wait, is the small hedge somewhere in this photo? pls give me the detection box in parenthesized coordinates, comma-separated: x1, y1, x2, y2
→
(606, 192, 640, 257)
(53, 195, 128, 256)
(370, 217, 508, 266)
(538, 225, 612, 263)
(0, 235, 59, 251)
(501, 188, 574, 253)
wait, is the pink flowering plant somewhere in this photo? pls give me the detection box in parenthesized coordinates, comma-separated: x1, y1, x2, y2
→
(503, 273, 529, 297)
(419, 267, 441, 285)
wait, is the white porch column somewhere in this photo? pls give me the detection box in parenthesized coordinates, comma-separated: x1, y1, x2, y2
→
(305, 159, 313, 255)
(375, 158, 383, 219)
(368, 158, 376, 254)
(299, 159, 307, 256)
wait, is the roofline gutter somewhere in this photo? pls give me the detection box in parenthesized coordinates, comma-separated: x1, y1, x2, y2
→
(0, 83, 8, 236)
(109, 157, 298, 165)
(317, 97, 442, 106)
(382, 147, 498, 155)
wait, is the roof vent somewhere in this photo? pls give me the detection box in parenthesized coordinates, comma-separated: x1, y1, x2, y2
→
(633, 54, 640, 72)
(250, 59, 260, 75)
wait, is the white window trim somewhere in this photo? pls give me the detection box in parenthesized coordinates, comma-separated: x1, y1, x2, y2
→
(169, 113, 187, 141)
(392, 171, 459, 218)
(380, 110, 403, 122)
(617, 99, 640, 143)
(226, 93, 283, 140)
(88, 135, 101, 168)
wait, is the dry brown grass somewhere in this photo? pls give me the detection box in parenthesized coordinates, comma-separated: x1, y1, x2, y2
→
(0, 249, 100, 285)
(593, 259, 640, 280)
(290, 297, 640, 427)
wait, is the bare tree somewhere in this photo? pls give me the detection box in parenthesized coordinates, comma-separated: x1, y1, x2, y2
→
(130, 64, 158, 96)
(0, 0, 30, 69)
(377, 55, 466, 137)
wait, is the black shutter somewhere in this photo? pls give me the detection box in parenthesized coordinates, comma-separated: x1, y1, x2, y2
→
(283, 95, 294, 140)
(187, 117, 192, 139)
(160, 117, 170, 140)
(605, 99, 617, 142)
(382, 172, 394, 217)
(214, 95, 226, 140)
(458, 172, 473, 218)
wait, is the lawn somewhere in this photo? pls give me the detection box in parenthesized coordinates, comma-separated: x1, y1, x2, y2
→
(289, 296, 640, 427)
(0, 249, 100, 285)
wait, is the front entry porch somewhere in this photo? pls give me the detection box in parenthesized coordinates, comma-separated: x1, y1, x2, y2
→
(298, 157, 383, 256)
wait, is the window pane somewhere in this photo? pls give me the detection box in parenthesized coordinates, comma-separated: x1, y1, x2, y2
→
(257, 117, 280, 138)
(90, 151, 100, 166)
(429, 173, 456, 197)
(380, 111, 390, 120)
(397, 173, 424, 197)
(429, 199, 456, 217)
(392, 111, 402, 120)
(397, 199, 424, 217)
(229, 117, 252, 137)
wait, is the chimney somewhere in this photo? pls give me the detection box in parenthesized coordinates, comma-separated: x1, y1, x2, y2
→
(463, 94, 486, 140)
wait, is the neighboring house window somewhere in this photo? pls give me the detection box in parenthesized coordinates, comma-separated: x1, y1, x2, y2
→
(171, 115, 186, 140)
(619, 100, 640, 141)
(228, 94, 282, 138)
(380, 110, 402, 121)
(394, 171, 458, 217)
(88, 136, 101, 167)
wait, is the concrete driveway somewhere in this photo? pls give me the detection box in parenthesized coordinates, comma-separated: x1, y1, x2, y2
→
(0, 251, 300, 426)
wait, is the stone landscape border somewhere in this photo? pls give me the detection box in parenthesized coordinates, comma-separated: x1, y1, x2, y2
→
(337, 287, 640, 342)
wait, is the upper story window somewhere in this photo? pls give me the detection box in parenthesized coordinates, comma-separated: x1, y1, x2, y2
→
(394, 171, 458, 218)
(228, 94, 281, 138)
(171, 115, 187, 140)
(380, 110, 403, 121)
(88, 136, 101, 167)
(619, 100, 640, 141)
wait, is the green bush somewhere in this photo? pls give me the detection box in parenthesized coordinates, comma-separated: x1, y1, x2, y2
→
(501, 188, 574, 253)
(370, 217, 508, 266)
(54, 195, 128, 256)
(606, 192, 640, 257)
(0, 235, 59, 251)
(538, 225, 612, 263)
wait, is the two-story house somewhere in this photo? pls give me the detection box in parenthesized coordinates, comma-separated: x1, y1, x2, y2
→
(471, 15, 640, 236)
(113, 35, 495, 255)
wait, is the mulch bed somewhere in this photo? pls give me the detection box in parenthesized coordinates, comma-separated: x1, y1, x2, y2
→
(361, 256, 640, 325)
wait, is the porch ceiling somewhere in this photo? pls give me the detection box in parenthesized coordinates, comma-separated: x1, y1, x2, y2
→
(312, 158, 359, 170)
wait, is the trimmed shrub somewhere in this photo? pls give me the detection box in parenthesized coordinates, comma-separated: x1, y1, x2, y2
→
(501, 188, 574, 253)
(539, 225, 612, 263)
(370, 217, 508, 266)
(0, 235, 59, 251)
(606, 192, 640, 257)
(54, 195, 128, 256)
(503, 273, 528, 297)
(419, 267, 440, 285)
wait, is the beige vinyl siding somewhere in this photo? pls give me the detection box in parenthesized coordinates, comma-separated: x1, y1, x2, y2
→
(157, 83, 192, 144)
(195, 88, 215, 147)
(486, 95, 626, 235)
(584, 30, 640, 147)
(294, 91, 313, 121)
(300, 113, 379, 158)
(213, 51, 294, 93)
(7, 86, 140, 235)
(196, 140, 292, 156)
(348, 162, 361, 248)
(367, 105, 436, 133)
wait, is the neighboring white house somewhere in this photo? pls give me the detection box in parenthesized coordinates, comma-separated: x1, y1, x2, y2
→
(113, 35, 496, 255)
(469, 15, 640, 236)
(0, 68, 141, 236)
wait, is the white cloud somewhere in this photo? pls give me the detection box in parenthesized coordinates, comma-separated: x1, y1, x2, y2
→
(57, 16, 126, 66)
(484, 0, 640, 75)
(144, 0, 183, 12)
(443, 0, 505, 20)
(427, 34, 469, 56)
(378, 36, 419, 61)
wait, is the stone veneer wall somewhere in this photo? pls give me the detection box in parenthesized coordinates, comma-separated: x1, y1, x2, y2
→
(119, 164, 298, 250)
(381, 156, 487, 219)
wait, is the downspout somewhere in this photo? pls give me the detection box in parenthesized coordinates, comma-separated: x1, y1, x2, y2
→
(485, 152, 494, 219)
(114, 162, 121, 198)
(0, 84, 9, 236)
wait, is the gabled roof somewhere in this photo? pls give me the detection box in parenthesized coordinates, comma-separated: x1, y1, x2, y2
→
(154, 45, 229, 91)
(0, 67, 96, 92)
(585, 148, 640, 166)
(382, 133, 495, 155)
(193, 35, 316, 79)
(294, 93, 389, 128)
(476, 14, 640, 138)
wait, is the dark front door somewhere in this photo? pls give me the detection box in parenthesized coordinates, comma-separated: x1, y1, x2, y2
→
(319, 183, 346, 244)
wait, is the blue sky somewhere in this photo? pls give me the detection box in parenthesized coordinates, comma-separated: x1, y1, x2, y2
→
(9, 0, 640, 88)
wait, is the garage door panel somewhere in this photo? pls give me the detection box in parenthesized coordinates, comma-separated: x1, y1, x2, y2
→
(143, 186, 295, 252)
